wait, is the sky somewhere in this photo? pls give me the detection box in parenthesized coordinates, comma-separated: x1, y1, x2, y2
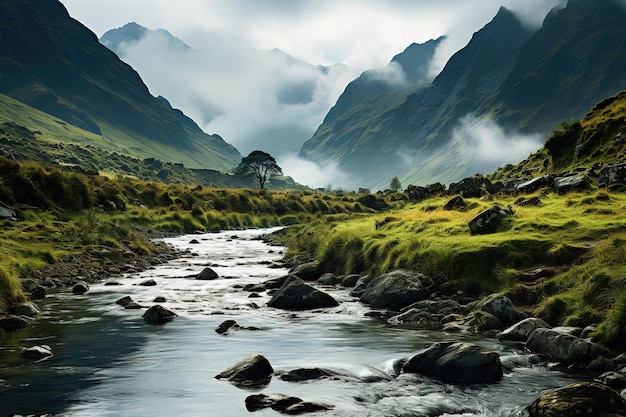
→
(60, 0, 565, 189)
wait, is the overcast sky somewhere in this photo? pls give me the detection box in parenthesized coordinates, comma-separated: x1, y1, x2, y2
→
(60, 0, 565, 188)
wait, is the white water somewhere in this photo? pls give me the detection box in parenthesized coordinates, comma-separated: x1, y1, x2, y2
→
(1, 228, 581, 416)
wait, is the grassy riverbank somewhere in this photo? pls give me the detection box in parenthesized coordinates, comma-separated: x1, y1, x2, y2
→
(272, 190, 626, 348)
(0, 155, 399, 310)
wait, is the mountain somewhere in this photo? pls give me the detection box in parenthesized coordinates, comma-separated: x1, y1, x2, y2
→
(100, 22, 191, 53)
(300, 0, 626, 189)
(0, 0, 241, 171)
(99, 21, 353, 159)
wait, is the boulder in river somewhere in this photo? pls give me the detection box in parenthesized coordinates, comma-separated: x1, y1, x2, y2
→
(500, 317, 551, 341)
(115, 295, 134, 307)
(215, 353, 273, 386)
(139, 279, 157, 287)
(526, 328, 612, 364)
(72, 281, 89, 294)
(402, 341, 503, 384)
(527, 382, 626, 417)
(245, 393, 334, 414)
(359, 269, 430, 310)
(142, 305, 177, 325)
(0, 314, 30, 330)
(479, 293, 524, 327)
(268, 276, 338, 311)
(11, 302, 39, 317)
(197, 267, 218, 280)
(21, 345, 53, 361)
(290, 261, 323, 281)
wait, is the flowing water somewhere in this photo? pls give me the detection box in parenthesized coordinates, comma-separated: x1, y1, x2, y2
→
(1, 228, 582, 417)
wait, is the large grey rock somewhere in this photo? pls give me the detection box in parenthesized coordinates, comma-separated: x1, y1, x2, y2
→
(500, 317, 551, 341)
(0, 205, 16, 219)
(290, 261, 323, 281)
(402, 342, 502, 384)
(599, 162, 626, 187)
(468, 205, 513, 235)
(514, 174, 555, 193)
(359, 270, 430, 310)
(526, 328, 612, 364)
(215, 354, 273, 385)
(268, 276, 338, 311)
(142, 305, 177, 325)
(479, 294, 524, 327)
(349, 275, 374, 298)
(554, 174, 590, 193)
(448, 175, 493, 198)
(527, 382, 626, 417)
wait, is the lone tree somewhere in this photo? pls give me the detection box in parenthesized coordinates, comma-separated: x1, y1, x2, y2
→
(235, 150, 283, 189)
(390, 176, 402, 192)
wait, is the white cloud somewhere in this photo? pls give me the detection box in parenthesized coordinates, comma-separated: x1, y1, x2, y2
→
(449, 114, 544, 170)
(277, 154, 356, 190)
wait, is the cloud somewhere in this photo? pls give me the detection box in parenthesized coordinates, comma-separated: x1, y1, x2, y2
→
(277, 154, 357, 190)
(111, 29, 356, 158)
(449, 114, 544, 171)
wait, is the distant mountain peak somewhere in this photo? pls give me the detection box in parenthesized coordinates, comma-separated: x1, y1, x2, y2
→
(101, 22, 190, 52)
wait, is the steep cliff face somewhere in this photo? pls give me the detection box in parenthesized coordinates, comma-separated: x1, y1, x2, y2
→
(299, 0, 626, 189)
(0, 0, 241, 171)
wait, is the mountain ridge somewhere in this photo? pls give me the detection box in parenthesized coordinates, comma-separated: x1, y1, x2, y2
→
(0, 0, 241, 171)
(299, 0, 626, 190)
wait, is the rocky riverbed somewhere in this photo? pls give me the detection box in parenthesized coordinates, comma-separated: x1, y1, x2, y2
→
(2, 228, 626, 416)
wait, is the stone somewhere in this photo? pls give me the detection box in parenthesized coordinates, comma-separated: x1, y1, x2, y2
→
(500, 317, 551, 341)
(11, 302, 39, 317)
(554, 174, 591, 193)
(72, 281, 89, 294)
(0, 314, 30, 330)
(244, 393, 333, 414)
(468, 205, 513, 235)
(216, 319, 240, 334)
(443, 195, 466, 211)
(142, 305, 177, 325)
(268, 276, 338, 311)
(517, 196, 542, 207)
(341, 274, 361, 287)
(349, 275, 375, 298)
(359, 269, 430, 310)
(115, 295, 133, 307)
(599, 162, 626, 188)
(526, 328, 612, 364)
(514, 175, 555, 193)
(402, 342, 502, 384)
(21, 345, 53, 360)
(153, 296, 166, 303)
(527, 382, 626, 417)
(215, 354, 273, 386)
(139, 279, 157, 286)
(279, 367, 334, 382)
(317, 273, 340, 286)
(29, 285, 47, 299)
(405, 183, 446, 201)
(597, 371, 626, 390)
(124, 302, 143, 310)
(0, 205, 16, 219)
(448, 175, 493, 198)
(479, 293, 523, 327)
(197, 267, 218, 280)
(290, 261, 323, 281)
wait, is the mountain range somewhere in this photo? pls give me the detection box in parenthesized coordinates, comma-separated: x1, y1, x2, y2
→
(300, 0, 626, 189)
(99, 22, 352, 158)
(0, 0, 241, 172)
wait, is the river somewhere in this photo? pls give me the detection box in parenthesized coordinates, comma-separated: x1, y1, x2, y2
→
(1, 228, 581, 417)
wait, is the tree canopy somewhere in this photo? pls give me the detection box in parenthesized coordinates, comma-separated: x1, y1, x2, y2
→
(235, 150, 283, 189)
(390, 176, 402, 191)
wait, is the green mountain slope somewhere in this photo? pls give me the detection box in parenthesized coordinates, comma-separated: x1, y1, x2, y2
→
(300, 0, 626, 189)
(0, 0, 241, 171)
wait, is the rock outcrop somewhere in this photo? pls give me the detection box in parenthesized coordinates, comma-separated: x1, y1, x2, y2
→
(527, 382, 626, 417)
(268, 276, 338, 311)
(359, 269, 430, 310)
(215, 354, 273, 386)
